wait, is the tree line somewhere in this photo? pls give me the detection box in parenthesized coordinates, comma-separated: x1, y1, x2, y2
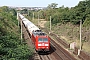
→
(20, 0, 90, 27)
(37, 0, 90, 26)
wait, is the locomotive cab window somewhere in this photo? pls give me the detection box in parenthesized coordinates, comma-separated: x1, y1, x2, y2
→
(38, 38, 43, 42)
(43, 38, 48, 42)
(38, 38, 48, 42)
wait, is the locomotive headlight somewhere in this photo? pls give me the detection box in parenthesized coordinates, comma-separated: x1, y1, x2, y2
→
(38, 44, 41, 46)
(45, 44, 48, 46)
(47, 47, 48, 48)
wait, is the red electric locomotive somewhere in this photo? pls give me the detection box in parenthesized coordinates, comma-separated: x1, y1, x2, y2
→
(31, 30, 50, 52)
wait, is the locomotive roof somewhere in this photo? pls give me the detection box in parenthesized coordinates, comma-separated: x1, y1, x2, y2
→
(32, 30, 46, 36)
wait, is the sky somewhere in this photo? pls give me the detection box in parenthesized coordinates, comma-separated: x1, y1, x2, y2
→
(0, 0, 84, 7)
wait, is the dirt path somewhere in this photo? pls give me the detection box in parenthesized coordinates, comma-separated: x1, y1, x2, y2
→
(39, 19, 47, 28)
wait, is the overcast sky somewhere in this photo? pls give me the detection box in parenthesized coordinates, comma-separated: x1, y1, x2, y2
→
(0, 0, 84, 7)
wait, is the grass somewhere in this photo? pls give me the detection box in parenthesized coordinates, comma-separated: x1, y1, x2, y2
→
(44, 21, 90, 53)
(83, 42, 90, 53)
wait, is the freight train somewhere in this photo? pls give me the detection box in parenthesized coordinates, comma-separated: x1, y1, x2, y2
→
(18, 13, 50, 52)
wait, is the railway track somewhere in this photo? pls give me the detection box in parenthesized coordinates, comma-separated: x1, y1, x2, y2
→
(21, 18, 52, 60)
(19, 17, 77, 60)
(40, 27, 83, 60)
(51, 40, 76, 60)
(50, 33, 69, 48)
(32, 51, 53, 60)
(39, 55, 52, 60)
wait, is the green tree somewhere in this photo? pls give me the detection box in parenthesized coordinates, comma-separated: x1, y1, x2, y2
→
(1, 6, 9, 12)
(10, 9, 17, 16)
(47, 3, 58, 9)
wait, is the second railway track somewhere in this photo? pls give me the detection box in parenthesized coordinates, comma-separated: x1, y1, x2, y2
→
(51, 39, 76, 60)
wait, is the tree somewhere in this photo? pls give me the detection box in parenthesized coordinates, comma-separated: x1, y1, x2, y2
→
(10, 9, 17, 16)
(85, 0, 90, 7)
(1, 6, 9, 12)
(47, 3, 58, 9)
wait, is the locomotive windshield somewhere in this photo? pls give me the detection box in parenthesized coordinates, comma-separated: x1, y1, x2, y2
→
(38, 38, 48, 42)
(43, 38, 48, 42)
(38, 38, 43, 42)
